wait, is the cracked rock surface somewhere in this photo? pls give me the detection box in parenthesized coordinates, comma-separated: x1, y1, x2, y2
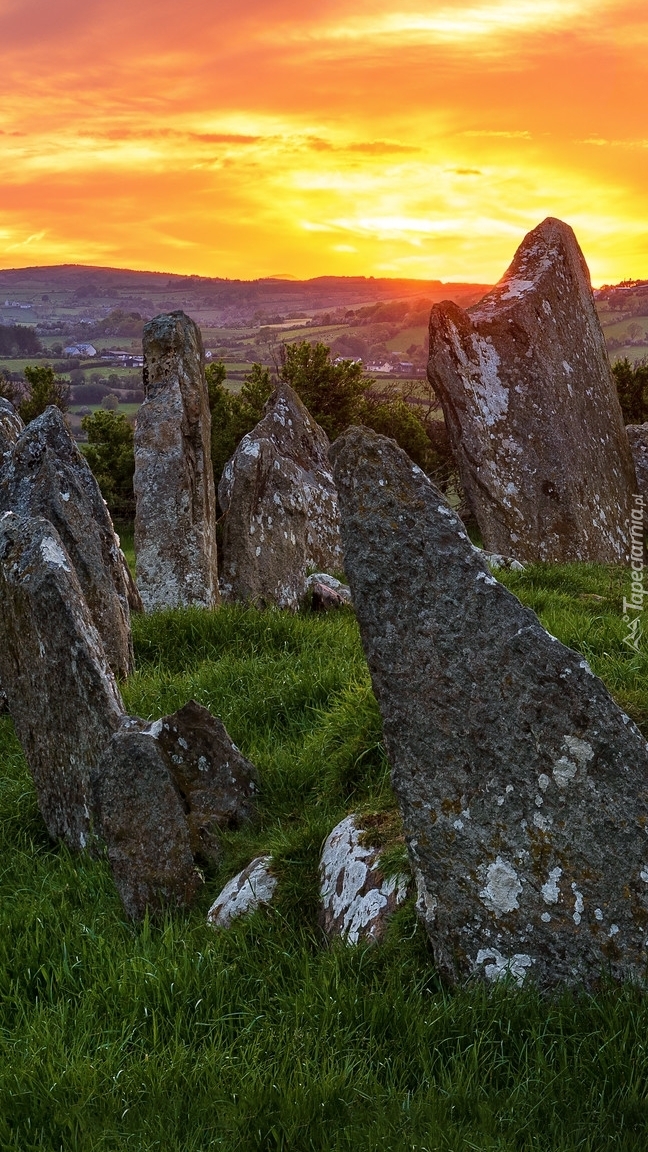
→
(427, 218, 636, 562)
(319, 814, 409, 944)
(331, 426, 648, 990)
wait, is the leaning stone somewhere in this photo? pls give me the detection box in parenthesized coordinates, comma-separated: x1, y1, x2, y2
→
(0, 405, 135, 677)
(626, 425, 648, 503)
(91, 718, 202, 919)
(151, 700, 259, 860)
(218, 383, 342, 609)
(331, 426, 648, 989)
(0, 397, 23, 459)
(427, 218, 636, 562)
(319, 814, 409, 944)
(207, 856, 277, 928)
(0, 512, 124, 850)
(134, 311, 219, 611)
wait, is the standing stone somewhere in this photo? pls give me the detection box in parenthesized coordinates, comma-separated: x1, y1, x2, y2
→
(0, 397, 23, 459)
(218, 383, 342, 609)
(0, 405, 135, 677)
(135, 312, 219, 611)
(626, 425, 648, 502)
(331, 427, 648, 990)
(427, 218, 636, 562)
(0, 512, 124, 850)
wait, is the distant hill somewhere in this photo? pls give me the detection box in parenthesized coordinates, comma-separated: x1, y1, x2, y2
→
(0, 264, 492, 327)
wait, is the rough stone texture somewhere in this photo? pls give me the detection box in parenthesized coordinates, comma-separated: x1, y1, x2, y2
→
(331, 427, 648, 990)
(91, 718, 202, 918)
(0, 405, 135, 677)
(319, 815, 409, 944)
(427, 218, 637, 562)
(626, 425, 648, 503)
(151, 700, 259, 859)
(218, 383, 342, 609)
(0, 397, 23, 459)
(134, 311, 219, 611)
(305, 572, 352, 604)
(0, 512, 124, 850)
(481, 552, 526, 573)
(207, 856, 277, 928)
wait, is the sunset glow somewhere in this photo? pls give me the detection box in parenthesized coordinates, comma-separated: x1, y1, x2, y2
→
(1, 0, 647, 281)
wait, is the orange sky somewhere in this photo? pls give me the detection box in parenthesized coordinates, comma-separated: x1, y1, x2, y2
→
(0, 0, 647, 283)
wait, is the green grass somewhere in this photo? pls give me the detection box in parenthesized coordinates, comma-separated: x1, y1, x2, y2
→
(3, 564, 648, 1149)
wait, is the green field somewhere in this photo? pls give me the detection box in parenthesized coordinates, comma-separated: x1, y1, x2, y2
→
(3, 564, 648, 1149)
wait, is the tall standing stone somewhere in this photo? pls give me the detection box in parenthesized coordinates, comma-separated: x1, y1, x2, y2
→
(135, 311, 219, 611)
(331, 427, 648, 990)
(427, 218, 636, 562)
(0, 405, 135, 677)
(218, 383, 342, 609)
(0, 512, 124, 850)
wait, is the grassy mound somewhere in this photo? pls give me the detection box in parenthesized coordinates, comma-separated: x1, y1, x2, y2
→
(2, 564, 648, 1150)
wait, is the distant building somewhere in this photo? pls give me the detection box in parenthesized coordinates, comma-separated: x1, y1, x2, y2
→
(63, 343, 97, 357)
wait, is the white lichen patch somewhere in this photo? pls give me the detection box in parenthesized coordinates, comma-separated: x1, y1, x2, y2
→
(541, 867, 562, 905)
(474, 948, 534, 986)
(571, 883, 584, 925)
(40, 537, 71, 570)
(479, 857, 522, 915)
(552, 757, 577, 787)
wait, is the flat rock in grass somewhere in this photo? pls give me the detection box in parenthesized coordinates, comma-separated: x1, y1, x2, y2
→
(0, 397, 23, 458)
(91, 718, 203, 918)
(427, 218, 636, 562)
(330, 426, 648, 990)
(319, 814, 409, 944)
(0, 512, 124, 850)
(151, 699, 259, 860)
(218, 383, 342, 609)
(626, 425, 648, 502)
(134, 311, 220, 612)
(0, 405, 135, 677)
(207, 856, 277, 928)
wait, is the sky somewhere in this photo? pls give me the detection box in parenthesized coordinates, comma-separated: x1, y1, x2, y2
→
(0, 0, 647, 284)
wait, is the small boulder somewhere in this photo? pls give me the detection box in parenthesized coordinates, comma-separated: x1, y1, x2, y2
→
(218, 383, 343, 609)
(91, 718, 202, 918)
(134, 311, 220, 611)
(207, 856, 277, 928)
(0, 405, 135, 677)
(319, 815, 409, 944)
(151, 700, 259, 859)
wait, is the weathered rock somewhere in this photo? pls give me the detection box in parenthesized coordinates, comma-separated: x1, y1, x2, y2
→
(626, 425, 648, 503)
(481, 552, 526, 573)
(331, 426, 648, 989)
(305, 572, 352, 604)
(218, 383, 342, 609)
(0, 397, 23, 459)
(90, 702, 259, 917)
(91, 718, 203, 918)
(427, 218, 636, 562)
(207, 856, 277, 928)
(319, 815, 409, 943)
(0, 405, 135, 677)
(134, 311, 219, 611)
(0, 512, 124, 850)
(151, 699, 259, 859)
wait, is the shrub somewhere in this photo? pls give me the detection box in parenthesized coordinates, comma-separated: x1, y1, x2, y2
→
(18, 365, 69, 424)
(613, 357, 648, 424)
(81, 409, 135, 518)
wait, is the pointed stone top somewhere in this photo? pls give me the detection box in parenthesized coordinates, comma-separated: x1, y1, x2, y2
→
(471, 217, 592, 322)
